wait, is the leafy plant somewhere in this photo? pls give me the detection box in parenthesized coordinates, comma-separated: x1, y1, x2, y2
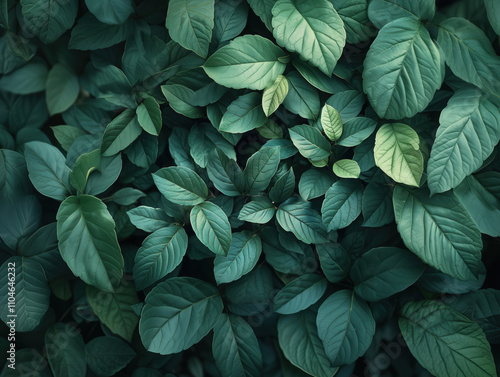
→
(0, 0, 499, 376)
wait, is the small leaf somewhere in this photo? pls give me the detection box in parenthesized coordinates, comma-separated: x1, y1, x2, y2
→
(220, 92, 267, 133)
(316, 243, 350, 283)
(289, 125, 331, 161)
(136, 97, 162, 136)
(86, 336, 136, 377)
(46, 64, 79, 115)
(274, 274, 327, 314)
(101, 110, 142, 157)
(322, 180, 363, 231)
(243, 147, 281, 195)
(321, 104, 343, 141)
(333, 159, 360, 179)
(238, 196, 276, 224)
(153, 166, 208, 206)
(262, 74, 289, 116)
(126, 206, 173, 233)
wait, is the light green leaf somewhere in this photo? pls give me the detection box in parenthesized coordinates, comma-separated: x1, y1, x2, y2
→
(57, 195, 123, 292)
(271, 0, 346, 75)
(374, 123, 424, 187)
(191, 201, 232, 256)
(133, 225, 188, 290)
(166, 0, 214, 58)
(393, 186, 482, 281)
(316, 243, 350, 283)
(298, 169, 336, 201)
(363, 17, 443, 119)
(278, 309, 338, 377)
(437, 17, 500, 99)
(20, 0, 78, 43)
(283, 71, 320, 120)
(139, 277, 223, 354)
(45, 323, 86, 377)
(243, 147, 280, 195)
(204, 35, 289, 90)
(277, 196, 328, 244)
(238, 196, 276, 224)
(262, 74, 289, 116)
(153, 166, 208, 206)
(289, 124, 331, 161)
(24, 141, 72, 201)
(46, 64, 79, 116)
(321, 104, 342, 141)
(0, 257, 50, 332)
(86, 336, 136, 376)
(351, 247, 425, 302)
(69, 149, 101, 193)
(322, 179, 363, 231)
(399, 300, 496, 377)
(126, 206, 172, 233)
(368, 0, 435, 29)
(86, 280, 139, 342)
(333, 159, 360, 179)
(85, 0, 134, 25)
(136, 97, 162, 136)
(331, 0, 371, 44)
(101, 109, 142, 157)
(212, 313, 262, 377)
(427, 88, 500, 194)
(220, 92, 267, 133)
(317, 290, 376, 366)
(274, 274, 327, 314)
(337, 117, 376, 147)
(214, 231, 262, 285)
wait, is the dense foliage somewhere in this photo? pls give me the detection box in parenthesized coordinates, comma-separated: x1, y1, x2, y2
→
(0, 0, 499, 376)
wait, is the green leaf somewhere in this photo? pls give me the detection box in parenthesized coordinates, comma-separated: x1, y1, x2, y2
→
(278, 309, 338, 377)
(46, 64, 79, 115)
(24, 141, 72, 201)
(0, 59, 49, 95)
(87, 280, 140, 342)
(298, 169, 336, 201)
(437, 17, 500, 99)
(166, 0, 214, 58)
(277, 196, 328, 244)
(0, 196, 41, 250)
(333, 159, 360, 179)
(289, 125, 331, 161)
(84, 155, 123, 196)
(274, 274, 327, 314)
(243, 147, 280, 195)
(317, 290, 376, 366)
(462, 289, 500, 343)
(393, 186, 482, 281)
(316, 243, 350, 283)
(191, 201, 232, 256)
(368, 0, 435, 29)
(212, 313, 262, 377)
(262, 74, 289, 116)
(337, 117, 376, 147)
(269, 167, 295, 202)
(292, 58, 350, 94)
(0, 256, 50, 332)
(188, 124, 236, 168)
(204, 35, 289, 90)
(212, 0, 249, 46)
(238, 196, 276, 224)
(152, 166, 208, 206)
(133, 225, 188, 290)
(322, 179, 363, 232)
(484, 0, 500, 36)
(214, 231, 262, 285)
(247, 0, 275, 30)
(283, 71, 321, 120)
(139, 277, 223, 354)
(427, 88, 500, 194)
(126, 206, 172, 233)
(363, 17, 443, 119)
(374, 123, 424, 187)
(0, 149, 30, 199)
(321, 104, 343, 141)
(136, 97, 162, 136)
(45, 323, 86, 377)
(85, 0, 134, 25)
(51, 125, 85, 152)
(362, 179, 394, 227)
(350, 247, 425, 302)
(110, 187, 146, 206)
(57, 195, 123, 292)
(220, 92, 268, 133)
(69, 149, 101, 193)
(20, 0, 78, 43)
(399, 300, 496, 377)
(271, 0, 345, 75)
(101, 110, 142, 157)
(326, 90, 365, 123)
(331, 0, 371, 44)
(86, 336, 136, 377)
(207, 148, 244, 196)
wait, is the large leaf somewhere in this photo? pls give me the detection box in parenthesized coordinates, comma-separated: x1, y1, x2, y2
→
(85, 0, 134, 25)
(153, 166, 208, 206)
(86, 336, 136, 376)
(0, 149, 30, 199)
(136, 97, 162, 136)
(374, 123, 424, 187)
(139, 277, 223, 354)
(298, 169, 336, 201)
(351, 247, 425, 302)
(368, 0, 435, 29)
(316, 243, 350, 283)
(214, 231, 262, 285)
(243, 146, 280, 195)
(278, 309, 338, 377)
(56, 195, 123, 292)
(317, 290, 376, 366)
(238, 196, 276, 224)
(126, 206, 172, 233)
(331, 0, 371, 44)
(166, 0, 214, 58)
(283, 71, 320, 120)
(399, 300, 496, 377)
(393, 186, 482, 281)
(190, 201, 232, 256)
(207, 148, 244, 196)
(24, 141, 72, 201)
(363, 17, 443, 119)
(86, 280, 139, 342)
(437, 17, 500, 99)
(45, 64, 79, 115)
(204, 35, 289, 90)
(133, 225, 188, 290)
(484, 0, 500, 36)
(45, 323, 86, 377)
(271, 0, 345, 75)
(220, 92, 267, 133)
(321, 179, 363, 232)
(212, 0, 249, 46)
(212, 313, 262, 377)
(427, 88, 500, 194)
(0, 256, 50, 332)
(289, 124, 331, 161)
(274, 274, 327, 314)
